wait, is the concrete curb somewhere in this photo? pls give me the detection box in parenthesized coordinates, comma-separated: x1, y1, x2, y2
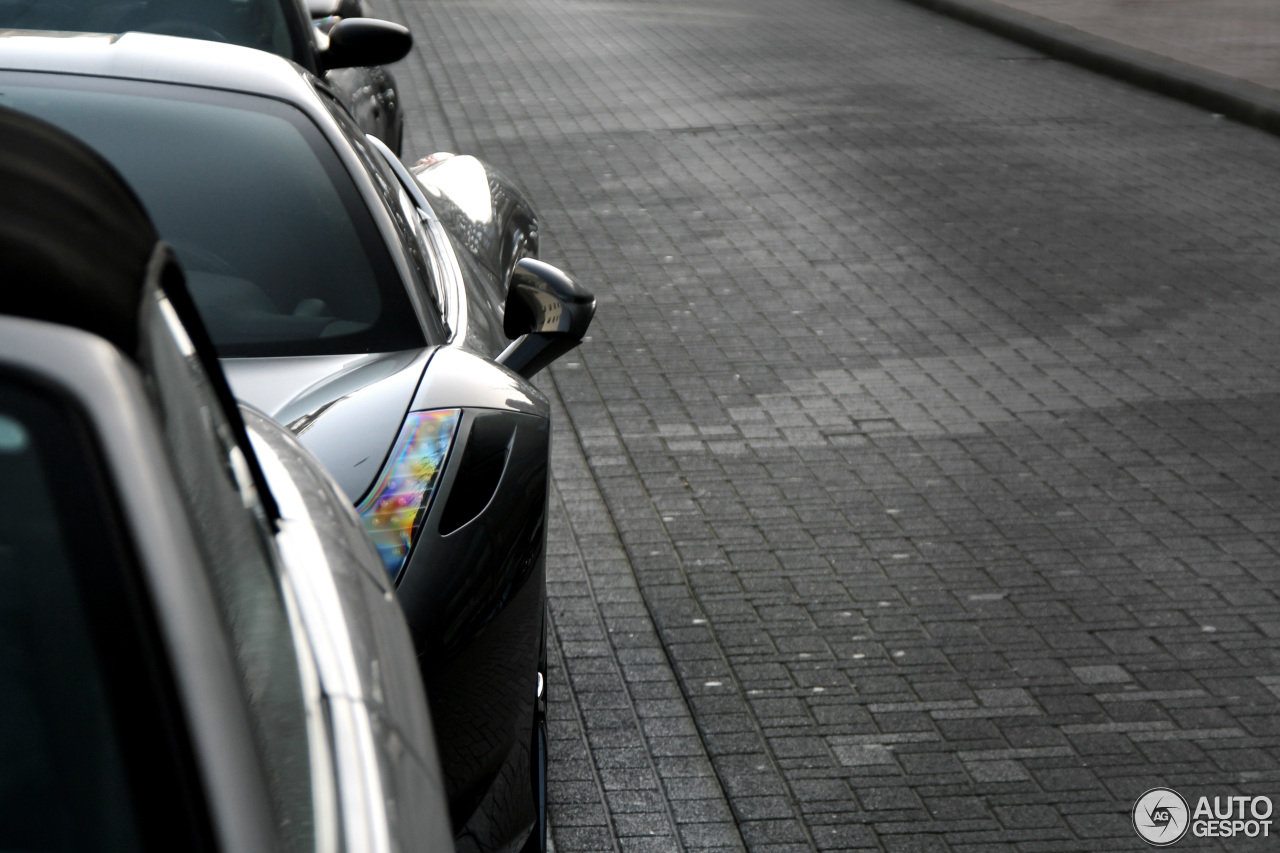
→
(898, 0, 1280, 137)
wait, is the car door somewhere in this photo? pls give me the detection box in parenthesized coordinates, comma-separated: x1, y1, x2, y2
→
(0, 316, 281, 853)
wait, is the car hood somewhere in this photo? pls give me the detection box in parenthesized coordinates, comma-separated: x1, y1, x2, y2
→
(222, 348, 433, 504)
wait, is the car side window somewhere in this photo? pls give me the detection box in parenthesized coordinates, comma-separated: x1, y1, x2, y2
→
(313, 89, 452, 331)
(140, 289, 316, 853)
(0, 374, 214, 852)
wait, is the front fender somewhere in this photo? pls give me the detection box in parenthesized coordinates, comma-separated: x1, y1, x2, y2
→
(392, 347, 550, 842)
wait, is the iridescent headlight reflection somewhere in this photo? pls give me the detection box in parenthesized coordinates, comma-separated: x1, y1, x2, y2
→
(357, 409, 461, 578)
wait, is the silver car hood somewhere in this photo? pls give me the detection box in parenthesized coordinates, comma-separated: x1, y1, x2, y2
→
(223, 348, 433, 504)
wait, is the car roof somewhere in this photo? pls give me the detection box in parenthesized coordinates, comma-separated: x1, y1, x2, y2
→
(0, 30, 319, 105)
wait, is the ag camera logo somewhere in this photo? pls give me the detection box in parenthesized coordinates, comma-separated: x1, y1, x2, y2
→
(1133, 788, 1189, 846)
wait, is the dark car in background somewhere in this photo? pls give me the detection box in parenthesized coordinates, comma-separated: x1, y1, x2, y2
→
(0, 105, 454, 852)
(306, 0, 408, 150)
(0, 0, 411, 150)
(0, 30, 594, 853)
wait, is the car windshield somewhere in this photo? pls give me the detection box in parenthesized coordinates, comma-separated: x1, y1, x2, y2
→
(0, 75, 426, 357)
(0, 0, 298, 60)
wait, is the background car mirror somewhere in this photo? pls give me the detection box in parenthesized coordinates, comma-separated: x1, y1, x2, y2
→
(320, 18, 412, 70)
(497, 258, 596, 379)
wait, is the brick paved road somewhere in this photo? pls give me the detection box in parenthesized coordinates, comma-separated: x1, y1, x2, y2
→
(377, 0, 1280, 848)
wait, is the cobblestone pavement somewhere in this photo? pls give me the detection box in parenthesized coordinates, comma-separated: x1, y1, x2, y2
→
(376, 0, 1280, 848)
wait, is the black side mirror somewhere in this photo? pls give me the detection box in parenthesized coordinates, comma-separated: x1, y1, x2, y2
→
(497, 259, 595, 380)
(320, 18, 412, 70)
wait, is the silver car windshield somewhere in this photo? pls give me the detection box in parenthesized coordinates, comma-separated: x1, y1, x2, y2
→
(0, 75, 427, 358)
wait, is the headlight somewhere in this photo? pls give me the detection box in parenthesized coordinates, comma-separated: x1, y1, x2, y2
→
(357, 409, 461, 579)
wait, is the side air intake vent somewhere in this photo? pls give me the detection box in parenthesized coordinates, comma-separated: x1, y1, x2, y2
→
(439, 413, 514, 535)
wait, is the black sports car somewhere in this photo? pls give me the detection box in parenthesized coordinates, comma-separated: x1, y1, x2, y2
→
(0, 30, 593, 853)
(0, 104, 454, 852)
(0, 0, 411, 150)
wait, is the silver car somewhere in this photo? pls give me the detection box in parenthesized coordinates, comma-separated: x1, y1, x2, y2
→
(0, 30, 593, 853)
(0, 104, 454, 853)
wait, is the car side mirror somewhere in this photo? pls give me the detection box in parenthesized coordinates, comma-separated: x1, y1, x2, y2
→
(320, 18, 412, 70)
(497, 259, 595, 380)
